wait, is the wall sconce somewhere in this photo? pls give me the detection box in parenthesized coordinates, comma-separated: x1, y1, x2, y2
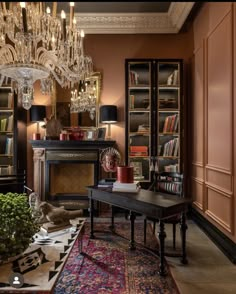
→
(30, 105, 46, 140)
(100, 105, 117, 140)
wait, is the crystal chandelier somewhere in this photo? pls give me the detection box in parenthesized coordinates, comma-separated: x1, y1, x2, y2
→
(0, 2, 93, 110)
(70, 76, 97, 120)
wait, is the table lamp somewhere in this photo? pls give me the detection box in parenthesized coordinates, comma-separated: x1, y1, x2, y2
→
(100, 105, 117, 140)
(30, 105, 46, 140)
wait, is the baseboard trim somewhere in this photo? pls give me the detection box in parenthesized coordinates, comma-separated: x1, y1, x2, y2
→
(190, 208, 236, 264)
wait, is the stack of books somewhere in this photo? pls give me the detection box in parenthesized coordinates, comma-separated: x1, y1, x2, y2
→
(112, 181, 140, 193)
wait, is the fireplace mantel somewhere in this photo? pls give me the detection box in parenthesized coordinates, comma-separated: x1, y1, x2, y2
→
(30, 140, 116, 149)
(30, 139, 116, 210)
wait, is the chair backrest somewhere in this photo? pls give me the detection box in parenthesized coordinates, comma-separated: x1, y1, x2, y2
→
(156, 172, 183, 197)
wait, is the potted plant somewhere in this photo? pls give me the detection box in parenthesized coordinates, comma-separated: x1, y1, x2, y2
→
(0, 192, 39, 264)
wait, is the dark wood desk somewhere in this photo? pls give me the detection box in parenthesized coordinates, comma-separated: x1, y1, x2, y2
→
(87, 186, 192, 276)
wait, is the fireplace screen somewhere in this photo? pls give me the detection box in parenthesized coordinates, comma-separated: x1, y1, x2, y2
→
(49, 163, 94, 196)
(45, 150, 99, 202)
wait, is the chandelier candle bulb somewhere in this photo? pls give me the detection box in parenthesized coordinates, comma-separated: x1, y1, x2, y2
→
(61, 10, 67, 41)
(20, 2, 28, 33)
(2, 3, 7, 15)
(52, 2, 57, 17)
(70, 2, 75, 28)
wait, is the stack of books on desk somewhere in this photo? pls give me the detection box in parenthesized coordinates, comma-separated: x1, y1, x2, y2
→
(112, 181, 140, 193)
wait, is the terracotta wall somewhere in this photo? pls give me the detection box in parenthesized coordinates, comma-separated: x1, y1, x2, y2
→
(27, 31, 194, 189)
(191, 2, 236, 242)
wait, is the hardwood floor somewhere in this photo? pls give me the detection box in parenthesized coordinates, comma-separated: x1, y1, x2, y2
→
(161, 220, 236, 294)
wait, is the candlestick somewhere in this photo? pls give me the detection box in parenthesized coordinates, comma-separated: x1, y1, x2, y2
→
(20, 2, 28, 33)
(61, 10, 66, 41)
(52, 2, 57, 17)
(70, 2, 74, 28)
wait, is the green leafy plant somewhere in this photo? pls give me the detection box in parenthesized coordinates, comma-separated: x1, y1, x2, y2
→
(0, 193, 40, 263)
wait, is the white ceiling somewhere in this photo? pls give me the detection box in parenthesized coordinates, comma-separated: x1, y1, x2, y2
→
(70, 2, 196, 34)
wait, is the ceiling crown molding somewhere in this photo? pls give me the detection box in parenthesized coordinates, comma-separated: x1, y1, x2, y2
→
(75, 2, 195, 34)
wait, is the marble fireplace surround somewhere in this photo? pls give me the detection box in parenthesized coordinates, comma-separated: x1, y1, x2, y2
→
(30, 140, 115, 210)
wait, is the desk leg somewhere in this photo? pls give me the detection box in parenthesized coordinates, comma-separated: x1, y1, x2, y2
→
(109, 206, 115, 231)
(158, 220, 167, 276)
(90, 197, 95, 239)
(180, 212, 188, 264)
(129, 211, 136, 250)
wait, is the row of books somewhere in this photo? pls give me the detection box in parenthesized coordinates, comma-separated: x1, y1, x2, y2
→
(112, 180, 141, 192)
(158, 182, 182, 194)
(0, 165, 14, 175)
(162, 114, 179, 133)
(130, 145, 148, 156)
(0, 115, 13, 132)
(129, 71, 139, 85)
(162, 137, 179, 157)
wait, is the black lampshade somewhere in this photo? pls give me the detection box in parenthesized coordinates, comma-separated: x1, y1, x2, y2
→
(30, 105, 46, 122)
(100, 105, 117, 123)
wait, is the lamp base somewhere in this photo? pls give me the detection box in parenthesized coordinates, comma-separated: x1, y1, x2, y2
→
(32, 133, 41, 140)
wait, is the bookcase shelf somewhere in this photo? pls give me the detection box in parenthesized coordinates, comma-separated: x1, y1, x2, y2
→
(0, 85, 26, 188)
(125, 59, 183, 187)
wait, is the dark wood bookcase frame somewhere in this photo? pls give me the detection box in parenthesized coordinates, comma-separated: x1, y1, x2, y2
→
(125, 58, 184, 190)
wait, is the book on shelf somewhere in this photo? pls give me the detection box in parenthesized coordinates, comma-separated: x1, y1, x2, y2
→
(130, 145, 148, 152)
(166, 70, 179, 86)
(0, 118, 7, 131)
(5, 137, 13, 155)
(129, 71, 139, 85)
(163, 114, 179, 133)
(130, 95, 135, 109)
(8, 93, 13, 108)
(137, 124, 150, 133)
(6, 115, 13, 132)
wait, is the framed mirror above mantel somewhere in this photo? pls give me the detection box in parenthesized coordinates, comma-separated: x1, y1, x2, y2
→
(55, 72, 102, 129)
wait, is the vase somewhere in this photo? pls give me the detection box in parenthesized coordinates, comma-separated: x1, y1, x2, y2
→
(117, 166, 134, 183)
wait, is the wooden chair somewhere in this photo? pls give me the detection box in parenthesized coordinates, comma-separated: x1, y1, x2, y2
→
(144, 172, 184, 249)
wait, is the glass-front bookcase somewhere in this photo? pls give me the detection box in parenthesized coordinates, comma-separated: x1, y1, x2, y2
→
(126, 61, 152, 182)
(0, 86, 15, 175)
(125, 59, 183, 187)
(157, 61, 181, 173)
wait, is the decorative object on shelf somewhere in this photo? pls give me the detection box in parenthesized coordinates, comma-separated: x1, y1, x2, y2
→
(0, 2, 93, 110)
(0, 192, 39, 264)
(100, 147, 121, 173)
(100, 105, 118, 140)
(97, 127, 106, 140)
(70, 73, 101, 120)
(30, 105, 46, 140)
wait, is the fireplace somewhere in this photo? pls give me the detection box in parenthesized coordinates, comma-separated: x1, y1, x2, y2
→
(30, 140, 116, 210)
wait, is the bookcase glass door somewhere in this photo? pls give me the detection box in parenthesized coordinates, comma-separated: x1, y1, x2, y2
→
(157, 61, 181, 173)
(0, 86, 16, 175)
(125, 59, 183, 188)
(126, 61, 152, 182)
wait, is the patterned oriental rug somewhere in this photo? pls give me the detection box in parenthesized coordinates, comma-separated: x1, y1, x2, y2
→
(54, 221, 180, 294)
